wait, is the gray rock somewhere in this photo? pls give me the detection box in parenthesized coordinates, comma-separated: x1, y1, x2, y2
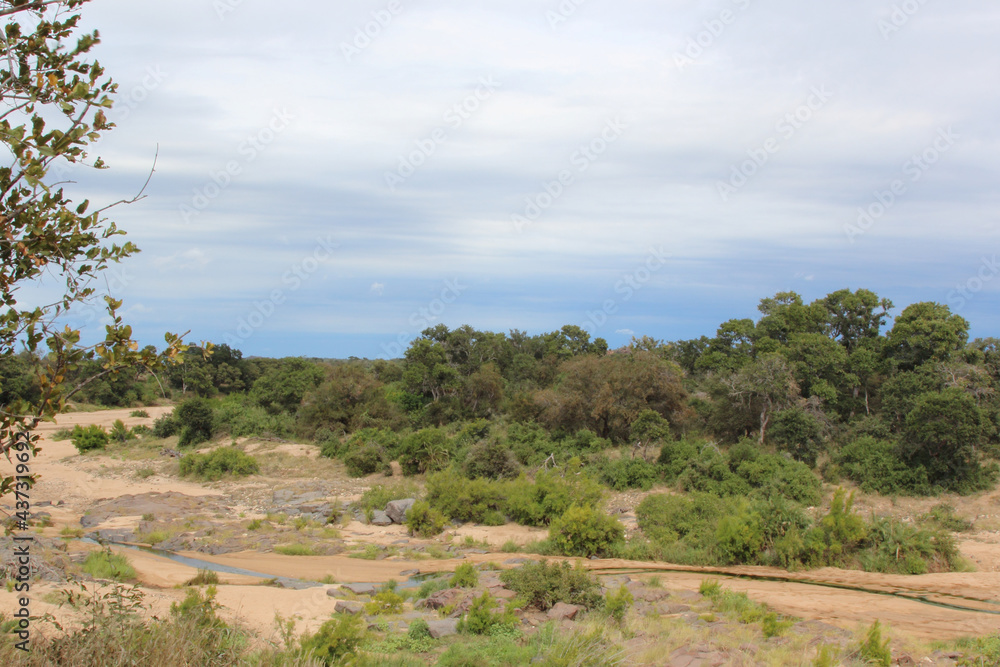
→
(333, 600, 364, 614)
(385, 498, 415, 524)
(341, 583, 377, 595)
(370, 510, 393, 526)
(399, 569, 420, 577)
(426, 619, 459, 638)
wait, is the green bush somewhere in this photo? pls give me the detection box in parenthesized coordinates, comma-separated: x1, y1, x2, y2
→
(407, 618, 431, 640)
(82, 549, 136, 581)
(71, 424, 109, 453)
(857, 620, 891, 666)
(604, 584, 633, 625)
(463, 437, 521, 480)
(364, 588, 404, 615)
(213, 392, 294, 439)
(398, 428, 454, 476)
(354, 481, 420, 516)
(344, 441, 392, 477)
(108, 419, 136, 443)
(714, 511, 765, 565)
(406, 500, 447, 537)
(178, 447, 260, 480)
(499, 560, 602, 611)
(504, 470, 604, 527)
(299, 613, 366, 665)
(596, 456, 659, 491)
(838, 436, 930, 496)
(548, 504, 624, 557)
(425, 470, 506, 524)
(450, 562, 479, 588)
(802, 489, 867, 567)
(768, 407, 824, 467)
(152, 413, 178, 438)
(174, 397, 214, 447)
(457, 591, 518, 636)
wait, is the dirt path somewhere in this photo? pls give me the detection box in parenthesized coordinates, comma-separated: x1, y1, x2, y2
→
(3, 408, 999, 643)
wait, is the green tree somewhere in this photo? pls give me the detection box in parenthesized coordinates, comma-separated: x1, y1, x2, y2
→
(1, 0, 186, 504)
(818, 288, 892, 351)
(902, 388, 987, 491)
(885, 302, 969, 370)
(723, 354, 797, 443)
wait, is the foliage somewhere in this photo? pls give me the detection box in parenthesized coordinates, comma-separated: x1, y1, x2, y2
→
(152, 413, 178, 438)
(499, 560, 602, 611)
(457, 591, 518, 635)
(856, 620, 892, 666)
(0, 0, 188, 506)
(406, 500, 447, 537)
(344, 439, 392, 477)
(802, 489, 867, 567)
(604, 584, 633, 625)
(463, 437, 521, 480)
(108, 419, 136, 443)
(178, 447, 260, 480)
(299, 613, 366, 665)
(596, 456, 659, 491)
(398, 427, 454, 475)
(71, 424, 108, 453)
(768, 407, 824, 466)
(174, 397, 214, 447)
(82, 549, 136, 581)
(450, 562, 479, 588)
(548, 504, 625, 557)
(354, 480, 420, 516)
(364, 587, 404, 615)
(212, 392, 293, 439)
(504, 469, 604, 527)
(838, 436, 930, 495)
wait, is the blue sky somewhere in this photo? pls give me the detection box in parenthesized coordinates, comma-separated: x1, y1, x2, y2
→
(26, 0, 1000, 358)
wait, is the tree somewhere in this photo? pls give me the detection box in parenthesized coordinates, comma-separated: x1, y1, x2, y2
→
(723, 354, 797, 443)
(885, 302, 969, 370)
(1, 0, 186, 504)
(818, 288, 893, 351)
(902, 388, 987, 491)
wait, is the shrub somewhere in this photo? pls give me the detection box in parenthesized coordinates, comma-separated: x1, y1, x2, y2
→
(597, 457, 659, 491)
(463, 438, 521, 480)
(604, 584, 633, 625)
(152, 413, 178, 438)
(344, 441, 391, 477)
(71, 424, 108, 453)
(406, 500, 447, 537)
(213, 392, 294, 439)
(768, 407, 824, 467)
(499, 560, 602, 611)
(174, 397, 214, 447)
(364, 587, 404, 615)
(714, 510, 765, 565)
(425, 470, 506, 524)
(802, 489, 867, 567)
(178, 447, 260, 480)
(185, 569, 220, 586)
(299, 613, 365, 665)
(108, 419, 136, 443)
(407, 618, 431, 640)
(130, 409, 150, 418)
(548, 504, 624, 557)
(82, 549, 135, 581)
(457, 591, 517, 635)
(354, 481, 420, 516)
(398, 428, 453, 476)
(504, 469, 604, 527)
(857, 620, 891, 666)
(838, 436, 930, 496)
(450, 562, 479, 588)
(170, 585, 226, 629)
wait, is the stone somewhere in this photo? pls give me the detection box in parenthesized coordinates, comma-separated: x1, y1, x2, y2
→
(385, 498, 416, 524)
(419, 588, 466, 610)
(426, 619, 459, 638)
(370, 510, 392, 526)
(333, 600, 363, 614)
(341, 583, 377, 595)
(546, 602, 582, 621)
(398, 569, 420, 577)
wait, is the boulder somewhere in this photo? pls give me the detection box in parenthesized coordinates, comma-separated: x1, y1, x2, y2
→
(333, 600, 365, 616)
(384, 499, 415, 524)
(341, 583, 377, 595)
(426, 619, 459, 638)
(370, 510, 393, 526)
(546, 602, 582, 621)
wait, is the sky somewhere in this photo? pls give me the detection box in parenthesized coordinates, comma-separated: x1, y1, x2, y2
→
(20, 0, 1000, 359)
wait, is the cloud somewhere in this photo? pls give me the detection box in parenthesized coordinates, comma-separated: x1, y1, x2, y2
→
(370, 282, 385, 296)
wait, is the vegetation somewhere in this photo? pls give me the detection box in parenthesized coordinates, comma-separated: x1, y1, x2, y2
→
(499, 561, 602, 612)
(71, 424, 109, 453)
(82, 549, 136, 582)
(178, 447, 260, 480)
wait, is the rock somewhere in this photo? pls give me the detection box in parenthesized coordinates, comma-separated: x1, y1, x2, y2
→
(426, 619, 459, 638)
(489, 587, 517, 600)
(895, 655, 916, 666)
(657, 603, 691, 614)
(633, 587, 669, 602)
(504, 558, 529, 565)
(546, 602, 582, 621)
(341, 583, 377, 595)
(385, 499, 416, 524)
(419, 588, 466, 610)
(370, 510, 393, 526)
(398, 569, 420, 577)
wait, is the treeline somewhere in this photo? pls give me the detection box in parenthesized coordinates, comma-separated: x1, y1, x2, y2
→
(3, 289, 997, 497)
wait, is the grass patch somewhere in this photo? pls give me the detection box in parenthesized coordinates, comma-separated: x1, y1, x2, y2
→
(274, 543, 316, 556)
(185, 569, 220, 586)
(82, 549, 136, 582)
